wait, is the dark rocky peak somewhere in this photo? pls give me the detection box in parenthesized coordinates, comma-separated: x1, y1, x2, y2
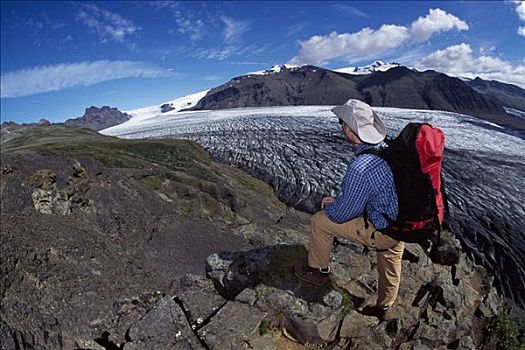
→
(65, 105, 131, 131)
(160, 103, 175, 113)
(1, 121, 20, 129)
(355, 66, 419, 88)
(37, 119, 51, 126)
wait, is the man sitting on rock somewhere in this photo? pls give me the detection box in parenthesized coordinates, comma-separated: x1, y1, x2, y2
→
(294, 99, 402, 321)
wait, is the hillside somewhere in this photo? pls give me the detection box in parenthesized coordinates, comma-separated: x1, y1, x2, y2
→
(1, 125, 524, 349)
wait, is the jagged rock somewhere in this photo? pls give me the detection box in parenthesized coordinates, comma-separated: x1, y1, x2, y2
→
(28, 164, 92, 215)
(254, 286, 308, 315)
(284, 308, 343, 344)
(28, 169, 57, 190)
(248, 334, 276, 349)
(235, 288, 257, 305)
(171, 274, 226, 327)
(197, 301, 265, 350)
(347, 338, 385, 350)
(339, 310, 377, 338)
(65, 106, 131, 131)
(476, 287, 504, 318)
(123, 296, 203, 350)
(206, 245, 283, 299)
(457, 336, 477, 350)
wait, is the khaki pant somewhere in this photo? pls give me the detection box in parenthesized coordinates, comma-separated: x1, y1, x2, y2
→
(309, 211, 405, 307)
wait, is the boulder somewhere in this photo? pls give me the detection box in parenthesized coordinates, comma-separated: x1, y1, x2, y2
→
(123, 296, 203, 350)
(171, 274, 226, 328)
(339, 310, 377, 338)
(197, 301, 265, 350)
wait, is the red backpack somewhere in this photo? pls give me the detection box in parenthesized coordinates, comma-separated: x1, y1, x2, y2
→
(365, 123, 449, 243)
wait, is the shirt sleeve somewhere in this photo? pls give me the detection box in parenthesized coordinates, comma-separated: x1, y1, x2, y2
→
(324, 161, 371, 224)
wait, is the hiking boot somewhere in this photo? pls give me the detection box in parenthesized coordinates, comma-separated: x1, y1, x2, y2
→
(361, 304, 395, 322)
(293, 264, 330, 286)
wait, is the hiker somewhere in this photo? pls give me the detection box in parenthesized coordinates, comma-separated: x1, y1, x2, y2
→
(294, 99, 402, 321)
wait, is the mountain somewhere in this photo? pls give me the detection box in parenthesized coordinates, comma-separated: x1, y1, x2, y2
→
(465, 77, 525, 112)
(64, 106, 132, 131)
(189, 64, 524, 133)
(2, 125, 524, 349)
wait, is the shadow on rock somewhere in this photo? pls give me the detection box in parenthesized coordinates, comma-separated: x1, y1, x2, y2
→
(206, 244, 333, 304)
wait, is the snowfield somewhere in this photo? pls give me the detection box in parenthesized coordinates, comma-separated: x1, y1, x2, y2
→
(123, 90, 208, 123)
(102, 105, 525, 306)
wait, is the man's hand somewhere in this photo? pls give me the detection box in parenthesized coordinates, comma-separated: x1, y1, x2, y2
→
(321, 196, 336, 209)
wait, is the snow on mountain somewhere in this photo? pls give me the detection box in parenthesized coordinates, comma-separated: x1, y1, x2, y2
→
(122, 90, 209, 124)
(505, 106, 525, 119)
(245, 64, 301, 76)
(334, 60, 400, 75)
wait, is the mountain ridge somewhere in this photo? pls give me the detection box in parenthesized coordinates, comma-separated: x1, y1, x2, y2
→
(188, 64, 525, 133)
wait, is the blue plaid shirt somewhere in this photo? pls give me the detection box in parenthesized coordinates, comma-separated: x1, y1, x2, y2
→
(324, 143, 398, 230)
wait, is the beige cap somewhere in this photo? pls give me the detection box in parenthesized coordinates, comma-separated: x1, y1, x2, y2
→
(331, 99, 386, 144)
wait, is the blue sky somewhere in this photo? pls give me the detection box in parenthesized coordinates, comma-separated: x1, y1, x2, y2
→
(1, 1, 524, 123)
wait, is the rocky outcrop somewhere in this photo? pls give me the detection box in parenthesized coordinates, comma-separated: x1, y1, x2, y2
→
(190, 65, 523, 132)
(160, 103, 175, 113)
(28, 163, 91, 215)
(0, 126, 310, 349)
(65, 106, 131, 131)
(113, 238, 524, 349)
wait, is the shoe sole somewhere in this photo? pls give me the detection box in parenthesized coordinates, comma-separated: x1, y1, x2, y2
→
(293, 270, 329, 287)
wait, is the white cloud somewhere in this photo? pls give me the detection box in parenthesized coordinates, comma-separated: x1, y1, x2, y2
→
(150, 1, 205, 41)
(289, 8, 468, 65)
(285, 22, 308, 38)
(512, 1, 525, 35)
(330, 4, 368, 18)
(415, 43, 525, 87)
(190, 46, 238, 61)
(174, 10, 205, 41)
(78, 4, 138, 43)
(289, 25, 410, 65)
(221, 16, 250, 43)
(513, 1, 525, 21)
(410, 8, 468, 42)
(1, 61, 171, 98)
(479, 45, 496, 54)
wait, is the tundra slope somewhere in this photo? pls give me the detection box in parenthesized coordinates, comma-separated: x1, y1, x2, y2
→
(103, 106, 525, 307)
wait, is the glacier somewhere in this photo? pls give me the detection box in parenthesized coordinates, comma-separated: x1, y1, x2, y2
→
(102, 105, 525, 306)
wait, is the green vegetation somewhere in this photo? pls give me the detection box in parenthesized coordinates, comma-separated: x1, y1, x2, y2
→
(489, 314, 525, 350)
(139, 176, 164, 191)
(1, 125, 216, 181)
(258, 320, 271, 336)
(221, 164, 284, 210)
(1, 125, 286, 225)
(332, 286, 354, 314)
